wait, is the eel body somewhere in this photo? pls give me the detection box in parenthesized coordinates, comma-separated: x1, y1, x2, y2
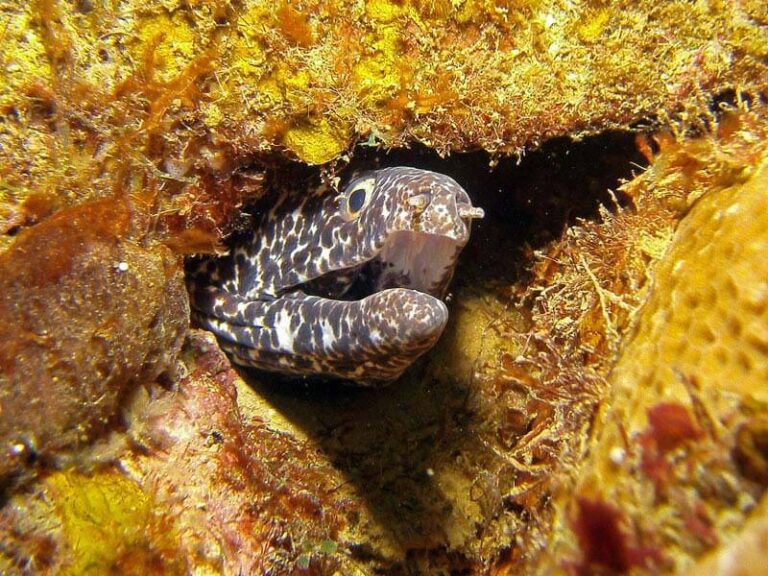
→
(188, 167, 483, 385)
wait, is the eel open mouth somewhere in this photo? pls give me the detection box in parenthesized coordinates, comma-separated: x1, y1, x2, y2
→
(299, 174, 484, 303)
(370, 190, 484, 297)
(371, 230, 466, 297)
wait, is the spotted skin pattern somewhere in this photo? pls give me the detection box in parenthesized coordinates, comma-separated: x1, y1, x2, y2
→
(188, 167, 483, 385)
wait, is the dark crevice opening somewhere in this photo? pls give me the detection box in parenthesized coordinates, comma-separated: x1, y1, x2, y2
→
(233, 129, 648, 293)
(231, 128, 650, 396)
(346, 130, 648, 289)
(212, 127, 652, 574)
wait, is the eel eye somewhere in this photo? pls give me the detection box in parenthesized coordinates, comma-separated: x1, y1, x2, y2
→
(349, 188, 367, 212)
(340, 176, 375, 220)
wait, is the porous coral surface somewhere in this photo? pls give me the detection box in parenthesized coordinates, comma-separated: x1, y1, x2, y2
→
(541, 148, 768, 575)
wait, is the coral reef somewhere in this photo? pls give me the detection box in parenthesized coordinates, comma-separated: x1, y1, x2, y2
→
(4, 470, 187, 575)
(1, 0, 767, 244)
(1, 106, 768, 574)
(1, 0, 768, 574)
(1, 332, 363, 574)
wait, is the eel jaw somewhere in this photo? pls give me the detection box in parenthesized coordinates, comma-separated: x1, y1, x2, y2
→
(373, 230, 465, 297)
(371, 188, 484, 297)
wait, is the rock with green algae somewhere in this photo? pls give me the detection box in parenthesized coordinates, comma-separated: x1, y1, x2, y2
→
(0, 197, 188, 485)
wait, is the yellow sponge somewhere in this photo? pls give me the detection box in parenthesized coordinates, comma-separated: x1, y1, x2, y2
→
(614, 158, 768, 430)
(545, 155, 768, 573)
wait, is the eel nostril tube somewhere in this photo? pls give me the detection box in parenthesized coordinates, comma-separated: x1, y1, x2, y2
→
(459, 205, 485, 220)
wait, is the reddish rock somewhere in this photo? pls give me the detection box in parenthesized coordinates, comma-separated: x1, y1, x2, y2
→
(0, 197, 188, 484)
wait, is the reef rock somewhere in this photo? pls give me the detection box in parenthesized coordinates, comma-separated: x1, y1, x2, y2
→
(0, 198, 188, 484)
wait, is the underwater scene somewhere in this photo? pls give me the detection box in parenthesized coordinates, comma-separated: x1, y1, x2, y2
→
(1, 0, 768, 574)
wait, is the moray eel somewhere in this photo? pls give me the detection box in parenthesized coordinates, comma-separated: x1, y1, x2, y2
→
(188, 167, 484, 385)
